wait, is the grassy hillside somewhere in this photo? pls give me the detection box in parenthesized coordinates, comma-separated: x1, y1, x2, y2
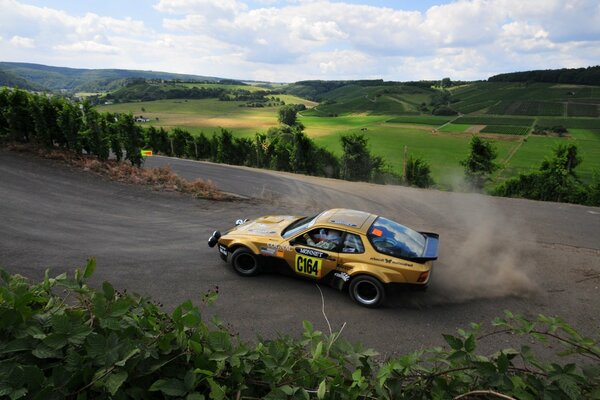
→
(0, 69, 46, 91)
(0, 62, 221, 93)
(450, 82, 600, 117)
(283, 81, 433, 116)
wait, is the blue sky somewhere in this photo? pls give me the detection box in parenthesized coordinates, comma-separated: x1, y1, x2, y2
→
(1, 0, 599, 82)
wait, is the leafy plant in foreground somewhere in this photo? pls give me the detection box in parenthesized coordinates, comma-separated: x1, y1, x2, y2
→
(0, 262, 598, 399)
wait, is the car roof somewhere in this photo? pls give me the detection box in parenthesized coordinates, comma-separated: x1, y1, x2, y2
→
(314, 208, 377, 233)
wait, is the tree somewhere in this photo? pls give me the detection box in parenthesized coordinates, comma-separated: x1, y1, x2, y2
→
(405, 155, 434, 188)
(117, 114, 144, 166)
(171, 128, 193, 158)
(277, 105, 298, 126)
(313, 147, 340, 178)
(215, 129, 238, 164)
(82, 108, 110, 161)
(494, 144, 584, 203)
(460, 136, 498, 189)
(7, 88, 33, 143)
(268, 127, 293, 171)
(57, 101, 83, 153)
(340, 133, 385, 182)
(0, 88, 9, 138)
(289, 130, 314, 174)
(194, 132, 211, 160)
(254, 133, 271, 168)
(145, 126, 171, 155)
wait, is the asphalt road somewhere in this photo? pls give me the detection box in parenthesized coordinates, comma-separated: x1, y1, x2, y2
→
(1, 150, 599, 357)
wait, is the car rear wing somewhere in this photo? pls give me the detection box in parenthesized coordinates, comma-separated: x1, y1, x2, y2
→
(416, 232, 440, 262)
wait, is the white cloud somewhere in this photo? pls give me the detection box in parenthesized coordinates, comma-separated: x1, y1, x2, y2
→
(500, 21, 556, 53)
(1, 0, 599, 81)
(10, 35, 35, 48)
(314, 50, 372, 75)
(54, 41, 119, 54)
(154, 0, 247, 16)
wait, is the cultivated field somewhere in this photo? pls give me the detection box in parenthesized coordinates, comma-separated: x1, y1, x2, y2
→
(96, 82, 600, 189)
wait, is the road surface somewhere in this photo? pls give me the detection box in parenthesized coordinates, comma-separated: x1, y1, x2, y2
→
(1, 149, 599, 357)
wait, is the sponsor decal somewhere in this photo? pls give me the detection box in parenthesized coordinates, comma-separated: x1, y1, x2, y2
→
(267, 243, 293, 252)
(336, 264, 351, 271)
(295, 254, 322, 278)
(371, 228, 383, 237)
(260, 246, 277, 256)
(333, 272, 350, 282)
(218, 245, 228, 256)
(295, 247, 327, 259)
(248, 229, 277, 235)
(369, 256, 413, 267)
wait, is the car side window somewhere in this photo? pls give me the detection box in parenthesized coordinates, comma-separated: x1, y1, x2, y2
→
(297, 228, 343, 251)
(342, 233, 364, 253)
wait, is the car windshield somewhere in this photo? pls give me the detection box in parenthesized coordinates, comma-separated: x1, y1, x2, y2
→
(367, 217, 426, 259)
(281, 215, 318, 239)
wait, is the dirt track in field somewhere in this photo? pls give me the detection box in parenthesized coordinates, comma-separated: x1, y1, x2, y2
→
(1, 149, 599, 357)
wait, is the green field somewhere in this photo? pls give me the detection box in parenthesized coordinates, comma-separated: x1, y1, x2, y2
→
(97, 99, 279, 137)
(386, 116, 452, 125)
(179, 83, 267, 92)
(94, 81, 600, 189)
(439, 124, 473, 133)
(480, 125, 530, 135)
(455, 116, 535, 126)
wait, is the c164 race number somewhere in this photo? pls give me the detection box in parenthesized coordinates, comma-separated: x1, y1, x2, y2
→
(295, 255, 321, 278)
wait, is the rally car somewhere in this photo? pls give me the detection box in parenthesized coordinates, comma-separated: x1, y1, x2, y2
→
(207, 208, 439, 307)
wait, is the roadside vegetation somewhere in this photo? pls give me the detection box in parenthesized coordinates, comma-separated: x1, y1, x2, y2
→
(3, 64, 600, 204)
(7, 143, 225, 200)
(1, 262, 599, 399)
(0, 87, 431, 189)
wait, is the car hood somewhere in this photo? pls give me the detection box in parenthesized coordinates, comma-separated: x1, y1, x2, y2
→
(227, 215, 300, 237)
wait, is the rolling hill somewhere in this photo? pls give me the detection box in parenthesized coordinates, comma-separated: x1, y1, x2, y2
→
(0, 62, 222, 93)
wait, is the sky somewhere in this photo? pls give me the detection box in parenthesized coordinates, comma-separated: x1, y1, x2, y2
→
(1, 0, 599, 82)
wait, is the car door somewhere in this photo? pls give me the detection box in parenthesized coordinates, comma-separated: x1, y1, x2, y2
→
(282, 227, 341, 280)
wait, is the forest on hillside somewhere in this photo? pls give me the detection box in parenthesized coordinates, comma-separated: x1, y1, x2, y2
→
(488, 66, 600, 85)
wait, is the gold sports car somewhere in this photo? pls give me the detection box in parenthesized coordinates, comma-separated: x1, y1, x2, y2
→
(208, 208, 439, 308)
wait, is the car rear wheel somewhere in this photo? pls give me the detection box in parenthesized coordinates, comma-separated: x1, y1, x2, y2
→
(349, 275, 385, 308)
(231, 247, 260, 277)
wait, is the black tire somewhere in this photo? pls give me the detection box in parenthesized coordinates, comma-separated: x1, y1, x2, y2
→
(231, 247, 261, 277)
(349, 275, 386, 308)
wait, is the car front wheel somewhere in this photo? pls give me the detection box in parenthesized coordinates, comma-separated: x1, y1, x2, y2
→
(349, 275, 385, 308)
(231, 247, 261, 277)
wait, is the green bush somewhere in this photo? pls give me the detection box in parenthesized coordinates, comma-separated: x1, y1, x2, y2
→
(1, 261, 599, 399)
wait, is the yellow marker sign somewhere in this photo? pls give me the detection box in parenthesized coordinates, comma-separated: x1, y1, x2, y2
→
(141, 150, 153, 157)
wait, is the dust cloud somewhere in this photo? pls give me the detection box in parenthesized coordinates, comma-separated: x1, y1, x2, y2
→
(428, 193, 540, 304)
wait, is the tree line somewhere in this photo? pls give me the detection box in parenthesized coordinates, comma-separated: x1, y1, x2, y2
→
(0, 89, 433, 187)
(461, 136, 600, 206)
(488, 66, 600, 86)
